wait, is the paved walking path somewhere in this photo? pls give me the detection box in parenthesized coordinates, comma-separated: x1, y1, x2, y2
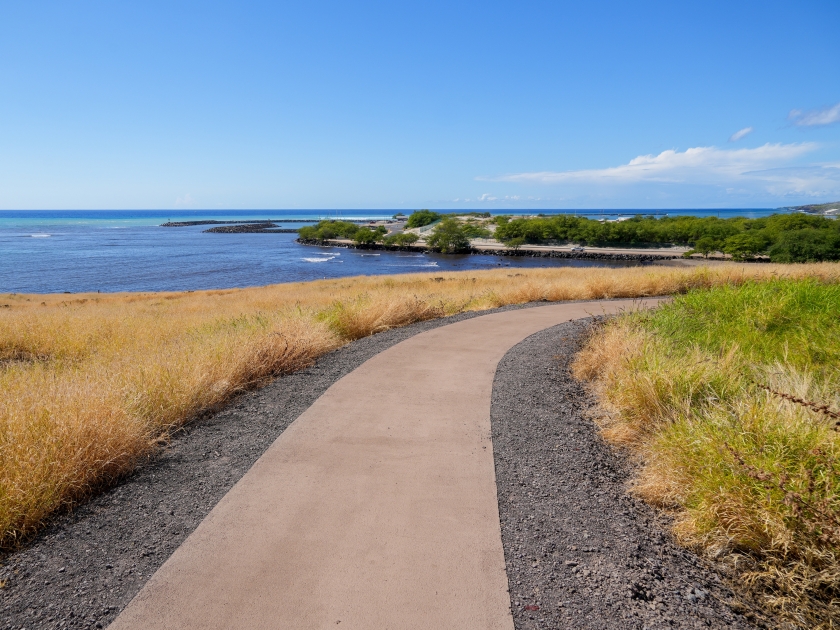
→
(110, 299, 660, 630)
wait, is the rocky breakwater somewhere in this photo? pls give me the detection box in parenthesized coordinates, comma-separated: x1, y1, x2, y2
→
(296, 239, 680, 261)
(161, 219, 338, 227)
(204, 223, 299, 234)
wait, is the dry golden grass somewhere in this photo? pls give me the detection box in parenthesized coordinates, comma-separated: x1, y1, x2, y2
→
(2, 262, 839, 549)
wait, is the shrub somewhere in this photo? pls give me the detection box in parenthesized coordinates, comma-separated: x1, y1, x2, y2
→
(693, 236, 722, 258)
(352, 226, 387, 245)
(384, 232, 419, 246)
(426, 218, 470, 253)
(505, 237, 526, 252)
(723, 233, 769, 260)
(489, 212, 840, 261)
(298, 220, 360, 241)
(768, 229, 840, 263)
(460, 223, 492, 239)
(405, 210, 442, 228)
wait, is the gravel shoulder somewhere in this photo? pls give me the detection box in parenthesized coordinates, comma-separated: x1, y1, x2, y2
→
(492, 320, 765, 629)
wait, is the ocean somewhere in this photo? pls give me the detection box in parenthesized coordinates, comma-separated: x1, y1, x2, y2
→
(0, 209, 781, 294)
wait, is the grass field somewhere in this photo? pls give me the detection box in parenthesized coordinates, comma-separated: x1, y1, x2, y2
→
(574, 278, 840, 628)
(2, 263, 839, 554)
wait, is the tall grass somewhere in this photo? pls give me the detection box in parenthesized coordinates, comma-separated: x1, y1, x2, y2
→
(573, 278, 840, 628)
(2, 263, 839, 550)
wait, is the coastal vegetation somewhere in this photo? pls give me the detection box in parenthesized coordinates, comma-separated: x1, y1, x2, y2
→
(2, 264, 839, 560)
(494, 213, 840, 262)
(425, 218, 493, 253)
(384, 232, 419, 246)
(297, 211, 840, 264)
(350, 225, 387, 244)
(574, 279, 840, 628)
(297, 220, 361, 241)
(297, 220, 389, 245)
(404, 209, 442, 228)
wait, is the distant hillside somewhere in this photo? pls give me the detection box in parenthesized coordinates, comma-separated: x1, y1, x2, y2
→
(780, 201, 840, 215)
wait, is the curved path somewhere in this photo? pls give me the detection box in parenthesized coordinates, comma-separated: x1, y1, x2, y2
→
(111, 299, 661, 630)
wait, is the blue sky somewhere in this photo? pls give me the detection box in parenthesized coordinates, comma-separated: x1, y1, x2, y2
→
(1, 0, 839, 210)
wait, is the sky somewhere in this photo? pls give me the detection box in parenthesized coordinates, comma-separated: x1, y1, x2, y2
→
(1, 0, 839, 210)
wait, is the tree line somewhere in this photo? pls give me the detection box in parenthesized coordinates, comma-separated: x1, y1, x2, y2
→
(298, 212, 840, 262)
(494, 213, 840, 262)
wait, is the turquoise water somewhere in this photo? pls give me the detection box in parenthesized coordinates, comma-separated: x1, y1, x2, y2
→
(0, 208, 778, 228)
(1, 209, 781, 294)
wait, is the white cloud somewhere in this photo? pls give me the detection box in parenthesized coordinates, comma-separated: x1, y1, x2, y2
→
(477, 143, 840, 199)
(728, 126, 753, 142)
(789, 102, 840, 127)
(487, 143, 817, 186)
(478, 193, 498, 201)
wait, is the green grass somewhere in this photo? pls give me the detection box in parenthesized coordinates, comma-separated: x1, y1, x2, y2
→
(643, 279, 840, 369)
(574, 279, 840, 628)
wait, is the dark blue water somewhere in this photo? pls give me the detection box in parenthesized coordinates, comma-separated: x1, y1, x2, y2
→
(0, 209, 782, 294)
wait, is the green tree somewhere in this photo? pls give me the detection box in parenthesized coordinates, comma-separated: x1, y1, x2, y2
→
(460, 223, 491, 239)
(504, 237, 526, 252)
(385, 232, 419, 246)
(426, 218, 470, 253)
(298, 220, 360, 241)
(768, 229, 840, 263)
(405, 210, 442, 228)
(353, 226, 387, 245)
(723, 233, 768, 260)
(693, 236, 722, 258)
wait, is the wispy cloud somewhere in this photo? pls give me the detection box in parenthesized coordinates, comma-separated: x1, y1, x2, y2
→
(486, 143, 817, 185)
(453, 194, 545, 204)
(728, 127, 753, 142)
(743, 164, 840, 197)
(477, 143, 840, 198)
(175, 193, 196, 207)
(475, 194, 534, 202)
(789, 102, 840, 127)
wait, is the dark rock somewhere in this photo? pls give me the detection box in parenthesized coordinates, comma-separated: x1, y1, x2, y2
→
(202, 223, 299, 233)
(296, 238, 685, 261)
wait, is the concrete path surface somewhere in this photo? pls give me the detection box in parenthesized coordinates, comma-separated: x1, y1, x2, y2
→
(110, 299, 660, 630)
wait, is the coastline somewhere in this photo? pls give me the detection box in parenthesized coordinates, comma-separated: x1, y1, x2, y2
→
(298, 237, 693, 262)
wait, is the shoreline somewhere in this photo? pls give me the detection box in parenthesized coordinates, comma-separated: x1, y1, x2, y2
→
(296, 238, 770, 264)
(160, 219, 374, 227)
(298, 237, 690, 262)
